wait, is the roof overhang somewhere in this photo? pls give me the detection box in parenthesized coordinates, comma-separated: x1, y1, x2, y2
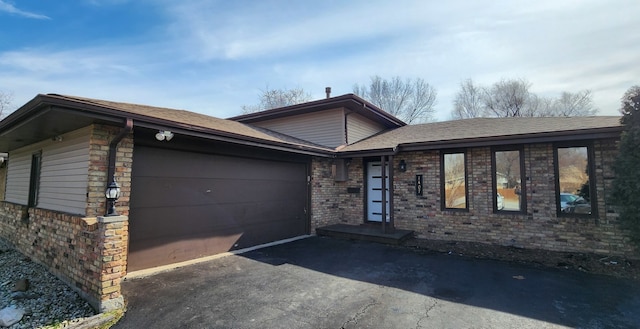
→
(0, 96, 124, 151)
(0, 94, 334, 157)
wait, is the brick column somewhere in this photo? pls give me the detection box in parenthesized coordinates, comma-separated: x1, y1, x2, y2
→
(96, 215, 128, 312)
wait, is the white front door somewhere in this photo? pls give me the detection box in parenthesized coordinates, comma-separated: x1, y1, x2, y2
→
(367, 161, 390, 222)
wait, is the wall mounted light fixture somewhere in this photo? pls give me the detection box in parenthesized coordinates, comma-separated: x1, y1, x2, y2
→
(399, 159, 407, 172)
(105, 180, 121, 216)
(155, 130, 174, 141)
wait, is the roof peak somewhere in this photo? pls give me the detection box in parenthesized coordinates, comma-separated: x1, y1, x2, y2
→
(229, 93, 406, 128)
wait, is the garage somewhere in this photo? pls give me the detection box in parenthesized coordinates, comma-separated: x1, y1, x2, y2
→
(128, 146, 309, 271)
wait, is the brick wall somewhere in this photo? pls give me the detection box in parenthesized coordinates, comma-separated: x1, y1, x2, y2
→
(310, 157, 364, 232)
(0, 124, 132, 311)
(87, 124, 133, 217)
(392, 140, 637, 257)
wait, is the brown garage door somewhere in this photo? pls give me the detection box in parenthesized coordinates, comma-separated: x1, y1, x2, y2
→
(128, 146, 308, 271)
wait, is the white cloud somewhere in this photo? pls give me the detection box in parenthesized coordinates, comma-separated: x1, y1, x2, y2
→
(0, 47, 142, 76)
(0, 0, 49, 19)
(2, 0, 639, 121)
(0, 45, 251, 118)
(162, 1, 434, 61)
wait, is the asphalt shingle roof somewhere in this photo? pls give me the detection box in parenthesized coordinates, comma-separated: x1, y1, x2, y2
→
(339, 116, 623, 152)
(48, 94, 333, 152)
(41, 95, 624, 155)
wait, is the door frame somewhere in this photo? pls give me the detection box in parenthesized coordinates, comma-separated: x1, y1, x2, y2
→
(363, 156, 395, 231)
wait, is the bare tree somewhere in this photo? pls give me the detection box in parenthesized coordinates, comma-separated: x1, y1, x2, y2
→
(557, 147, 589, 194)
(495, 150, 521, 188)
(242, 87, 311, 113)
(452, 79, 483, 119)
(0, 90, 13, 119)
(449, 78, 598, 119)
(444, 153, 466, 208)
(549, 90, 598, 117)
(527, 94, 555, 117)
(353, 76, 437, 124)
(482, 78, 535, 117)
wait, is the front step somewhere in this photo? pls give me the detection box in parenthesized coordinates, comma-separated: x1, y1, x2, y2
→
(316, 224, 413, 245)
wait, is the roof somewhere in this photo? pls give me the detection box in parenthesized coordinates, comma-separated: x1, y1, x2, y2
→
(0, 94, 334, 155)
(229, 93, 406, 128)
(338, 116, 623, 156)
(0, 94, 623, 158)
(51, 94, 331, 147)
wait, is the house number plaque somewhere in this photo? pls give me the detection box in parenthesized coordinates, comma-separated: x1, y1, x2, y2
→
(415, 175, 423, 196)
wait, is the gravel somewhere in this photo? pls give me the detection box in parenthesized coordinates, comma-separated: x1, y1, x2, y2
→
(0, 239, 95, 329)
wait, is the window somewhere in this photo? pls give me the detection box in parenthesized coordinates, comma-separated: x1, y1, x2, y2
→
(27, 151, 42, 207)
(555, 143, 595, 216)
(492, 147, 525, 212)
(441, 151, 467, 210)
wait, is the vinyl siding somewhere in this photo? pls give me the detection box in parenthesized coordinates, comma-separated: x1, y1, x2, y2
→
(252, 108, 346, 148)
(346, 113, 386, 144)
(5, 126, 90, 215)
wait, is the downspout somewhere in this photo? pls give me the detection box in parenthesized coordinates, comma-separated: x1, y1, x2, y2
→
(106, 118, 134, 214)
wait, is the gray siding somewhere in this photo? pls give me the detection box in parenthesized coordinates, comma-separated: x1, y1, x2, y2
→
(346, 113, 386, 144)
(253, 108, 346, 148)
(5, 126, 90, 215)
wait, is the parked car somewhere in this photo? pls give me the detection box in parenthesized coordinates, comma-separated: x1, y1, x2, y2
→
(560, 193, 579, 212)
(561, 193, 591, 214)
(565, 196, 592, 215)
(497, 193, 504, 210)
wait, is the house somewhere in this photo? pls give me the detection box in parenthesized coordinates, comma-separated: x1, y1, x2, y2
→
(0, 93, 634, 311)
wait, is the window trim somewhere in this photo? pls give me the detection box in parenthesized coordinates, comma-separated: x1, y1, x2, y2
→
(440, 149, 469, 211)
(27, 151, 42, 208)
(491, 146, 526, 214)
(553, 141, 597, 218)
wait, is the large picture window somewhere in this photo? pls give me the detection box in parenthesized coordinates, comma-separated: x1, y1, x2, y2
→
(555, 143, 595, 216)
(492, 147, 525, 212)
(441, 151, 467, 210)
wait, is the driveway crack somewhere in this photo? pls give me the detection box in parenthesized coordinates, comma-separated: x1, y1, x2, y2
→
(340, 299, 379, 329)
(415, 299, 438, 329)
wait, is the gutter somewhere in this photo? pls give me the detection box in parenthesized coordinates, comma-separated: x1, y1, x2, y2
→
(106, 118, 133, 213)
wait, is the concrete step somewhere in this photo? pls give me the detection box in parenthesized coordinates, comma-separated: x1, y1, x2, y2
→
(316, 224, 413, 245)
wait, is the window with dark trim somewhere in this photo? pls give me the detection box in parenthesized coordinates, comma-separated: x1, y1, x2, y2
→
(441, 150, 468, 210)
(554, 142, 596, 217)
(492, 146, 525, 213)
(27, 151, 42, 208)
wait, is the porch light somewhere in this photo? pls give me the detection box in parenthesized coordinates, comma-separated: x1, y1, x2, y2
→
(399, 159, 407, 172)
(105, 180, 121, 216)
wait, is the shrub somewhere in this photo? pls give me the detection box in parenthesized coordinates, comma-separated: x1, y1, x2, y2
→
(612, 85, 640, 245)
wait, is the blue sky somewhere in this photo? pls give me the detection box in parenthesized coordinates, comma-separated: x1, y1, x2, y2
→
(1, 0, 639, 121)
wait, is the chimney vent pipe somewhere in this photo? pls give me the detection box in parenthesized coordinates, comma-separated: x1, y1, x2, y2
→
(325, 87, 331, 99)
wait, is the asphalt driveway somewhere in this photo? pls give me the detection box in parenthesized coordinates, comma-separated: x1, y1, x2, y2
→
(113, 236, 640, 328)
